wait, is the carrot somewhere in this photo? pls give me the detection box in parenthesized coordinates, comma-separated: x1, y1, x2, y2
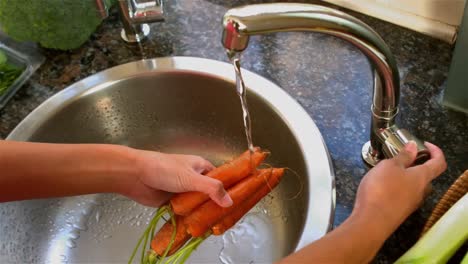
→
(184, 168, 275, 237)
(150, 215, 191, 256)
(212, 168, 285, 235)
(170, 147, 268, 216)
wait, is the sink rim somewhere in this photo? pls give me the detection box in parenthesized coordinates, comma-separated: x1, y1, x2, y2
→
(7, 56, 335, 252)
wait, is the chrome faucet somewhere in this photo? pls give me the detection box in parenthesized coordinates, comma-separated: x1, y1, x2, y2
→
(117, 0, 164, 43)
(94, 0, 164, 43)
(221, 3, 430, 167)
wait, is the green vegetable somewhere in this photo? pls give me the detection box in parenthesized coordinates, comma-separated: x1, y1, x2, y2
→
(0, 0, 118, 50)
(130, 206, 208, 264)
(462, 251, 468, 264)
(395, 193, 468, 264)
(0, 63, 24, 95)
(128, 206, 170, 264)
(0, 50, 6, 66)
(162, 236, 207, 264)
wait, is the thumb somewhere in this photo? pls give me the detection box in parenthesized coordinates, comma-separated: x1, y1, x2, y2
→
(191, 174, 233, 208)
(393, 141, 418, 168)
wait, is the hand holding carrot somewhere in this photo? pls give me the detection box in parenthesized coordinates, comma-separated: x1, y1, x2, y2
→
(0, 141, 233, 209)
(124, 150, 234, 208)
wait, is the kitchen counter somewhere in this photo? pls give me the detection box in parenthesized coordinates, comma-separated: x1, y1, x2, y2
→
(1, 0, 467, 262)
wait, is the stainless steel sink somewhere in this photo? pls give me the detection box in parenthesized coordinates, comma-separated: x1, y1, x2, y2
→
(0, 57, 335, 263)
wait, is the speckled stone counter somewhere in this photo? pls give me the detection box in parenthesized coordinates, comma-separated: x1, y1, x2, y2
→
(1, 0, 467, 262)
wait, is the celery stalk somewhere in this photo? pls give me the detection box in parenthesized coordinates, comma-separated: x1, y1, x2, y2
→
(462, 251, 468, 264)
(396, 193, 468, 264)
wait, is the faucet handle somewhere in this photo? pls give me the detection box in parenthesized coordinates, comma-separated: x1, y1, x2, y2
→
(378, 126, 430, 165)
(128, 0, 164, 24)
(118, 0, 165, 43)
(395, 128, 431, 165)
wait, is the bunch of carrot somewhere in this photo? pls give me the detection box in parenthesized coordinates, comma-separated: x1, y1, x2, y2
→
(129, 147, 285, 264)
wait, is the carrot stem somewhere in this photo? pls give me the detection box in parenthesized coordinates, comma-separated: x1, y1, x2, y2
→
(157, 210, 177, 263)
(150, 217, 158, 241)
(141, 229, 150, 263)
(163, 232, 210, 264)
(129, 206, 168, 264)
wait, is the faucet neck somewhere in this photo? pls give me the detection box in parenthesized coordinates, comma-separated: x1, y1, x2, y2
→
(222, 3, 400, 120)
(219, 3, 432, 167)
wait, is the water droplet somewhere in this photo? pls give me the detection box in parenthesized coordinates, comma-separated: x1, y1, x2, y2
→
(65, 239, 76, 249)
(73, 218, 88, 231)
(81, 207, 93, 216)
(95, 211, 101, 223)
(69, 230, 80, 239)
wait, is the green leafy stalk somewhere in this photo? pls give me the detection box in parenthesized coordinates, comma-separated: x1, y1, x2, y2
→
(163, 232, 210, 264)
(0, 50, 6, 65)
(395, 193, 468, 264)
(131, 207, 211, 264)
(141, 225, 151, 263)
(156, 210, 177, 264)
(129, 206, 168, 264)
(462, 251, 468, 264)
(0, 63, 24, 95)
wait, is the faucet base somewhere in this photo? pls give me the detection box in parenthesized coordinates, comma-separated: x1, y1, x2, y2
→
(121, 24, 150, 43)
(361, 141, 380, 167)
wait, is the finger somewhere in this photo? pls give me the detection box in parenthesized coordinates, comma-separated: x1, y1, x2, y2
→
(135, 190, 172, 208)
(413, 142, 447, 181)
(393, 141, 418, 168)
(189, 156, 215, 174)
(191, 175, 233, 207)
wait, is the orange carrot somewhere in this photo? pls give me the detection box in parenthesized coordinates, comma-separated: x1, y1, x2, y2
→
(211, 168, 285, 235)
(170, 147, 268, 216)
(150, 216, 191, 256)
(184, 169, 275, 237)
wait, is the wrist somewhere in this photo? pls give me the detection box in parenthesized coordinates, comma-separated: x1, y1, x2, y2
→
(96, 144, 141, 195)
(353, 200, 408, 236)
(350, 203, 400, 242)
(338, 209, 393, 263)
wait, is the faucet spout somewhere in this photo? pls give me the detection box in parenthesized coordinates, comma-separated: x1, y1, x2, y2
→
(222, 3, 429, 166)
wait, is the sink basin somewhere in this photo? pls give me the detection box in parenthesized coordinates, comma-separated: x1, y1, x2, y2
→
(0, 57, 335, 263)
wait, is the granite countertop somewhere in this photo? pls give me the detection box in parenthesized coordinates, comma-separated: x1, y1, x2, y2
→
(1, 0, 467, 262)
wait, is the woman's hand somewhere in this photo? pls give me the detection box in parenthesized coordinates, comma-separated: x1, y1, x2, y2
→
(0, 140, 232, 208)
(353, 141, 447, 232)
(278, 141, 447, 264)
(122, 149, 234, 208)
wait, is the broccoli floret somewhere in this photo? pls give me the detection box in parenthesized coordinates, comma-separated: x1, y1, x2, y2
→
(0, 0, 117, 50)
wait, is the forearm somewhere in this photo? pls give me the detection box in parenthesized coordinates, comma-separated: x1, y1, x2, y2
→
(0, 140, 138, 202)
(279, 208, 395, 264)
